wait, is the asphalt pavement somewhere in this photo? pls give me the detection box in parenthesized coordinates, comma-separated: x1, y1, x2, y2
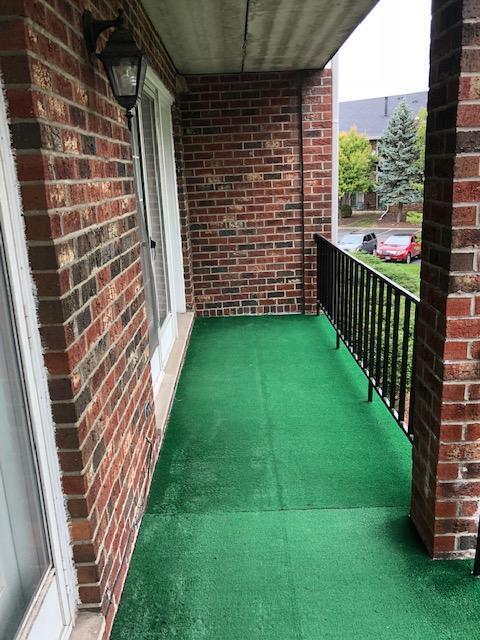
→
(338, 227, 419, 243)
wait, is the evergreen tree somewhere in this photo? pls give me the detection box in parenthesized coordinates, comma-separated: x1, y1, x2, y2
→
(339, 127, 375, 200)
(375, 101, 421, 222)
(414, 107, 427, 196)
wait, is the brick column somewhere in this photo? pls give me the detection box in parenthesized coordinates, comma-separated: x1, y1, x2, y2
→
(411, 0, 480, 558)
(302, 69, 333, 314)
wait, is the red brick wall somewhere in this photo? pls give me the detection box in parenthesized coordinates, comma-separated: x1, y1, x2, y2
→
(178, 70, 332, 316)
(302, 71, 333, 313)
(0, 1, 333, 635)
(0, 0, 179, 634)
(172, 101, 195, 310)
(411, 0, 480, 558)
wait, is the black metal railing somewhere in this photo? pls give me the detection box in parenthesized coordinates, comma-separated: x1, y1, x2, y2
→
(314, 234, 419, 440)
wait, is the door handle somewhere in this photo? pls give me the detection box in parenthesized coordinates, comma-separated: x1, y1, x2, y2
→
(150, 237, 157, 259)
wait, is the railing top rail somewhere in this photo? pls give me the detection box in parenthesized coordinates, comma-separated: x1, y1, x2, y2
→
(314, 233, 420, 305)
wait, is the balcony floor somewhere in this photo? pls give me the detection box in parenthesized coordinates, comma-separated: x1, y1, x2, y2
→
(111, 315, 480, 640)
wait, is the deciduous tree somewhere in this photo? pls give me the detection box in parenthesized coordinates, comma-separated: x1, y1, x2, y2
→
(339, 127, 374, 201)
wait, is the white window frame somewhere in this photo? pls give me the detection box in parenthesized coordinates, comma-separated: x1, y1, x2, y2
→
(137, 69, 186, 393)
(0, 82, 77, 638)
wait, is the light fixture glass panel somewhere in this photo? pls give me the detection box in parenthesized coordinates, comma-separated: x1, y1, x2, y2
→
(110, 57, 138, 96)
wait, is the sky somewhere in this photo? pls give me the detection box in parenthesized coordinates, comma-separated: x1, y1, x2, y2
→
(338, 0, 432, 102)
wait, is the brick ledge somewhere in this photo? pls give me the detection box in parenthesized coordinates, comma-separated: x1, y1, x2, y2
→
(154, 312, 195, 435)
(69, 612, 104, 640)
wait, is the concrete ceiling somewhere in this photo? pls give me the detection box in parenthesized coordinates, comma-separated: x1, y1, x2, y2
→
(141, 0, 379, 75)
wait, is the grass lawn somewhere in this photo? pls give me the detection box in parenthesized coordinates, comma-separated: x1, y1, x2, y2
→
(340, 209, 422, 229)
(340, 211, 382, 227)
(355, 252, 421, 297)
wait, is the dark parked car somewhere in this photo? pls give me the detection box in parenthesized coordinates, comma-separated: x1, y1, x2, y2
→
(376, 233, 421, 263)
(338, 232, 377, 254)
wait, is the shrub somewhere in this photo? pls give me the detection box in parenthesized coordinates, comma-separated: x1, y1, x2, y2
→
(341, 204, 353, 218)
(356, 253, 420, 297)
(406, 211, 423, 225)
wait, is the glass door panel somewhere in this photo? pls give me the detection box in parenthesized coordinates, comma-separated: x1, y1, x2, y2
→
(131, 115, 160, 355)
(132, 79, 182, 390)
(0, 238, 50, 640)
(140, 93, 171, 327)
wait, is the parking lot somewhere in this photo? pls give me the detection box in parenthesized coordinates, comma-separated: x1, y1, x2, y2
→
(338, 227, 419, 244)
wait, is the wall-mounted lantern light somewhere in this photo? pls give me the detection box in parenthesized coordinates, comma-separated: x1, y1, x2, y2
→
(82, 9, 147, 126)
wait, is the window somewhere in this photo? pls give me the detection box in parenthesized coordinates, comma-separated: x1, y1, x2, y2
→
(0, 236, 50, 637)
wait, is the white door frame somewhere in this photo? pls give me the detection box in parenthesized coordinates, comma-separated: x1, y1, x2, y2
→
(0, 82, 77, 638)
(149, 73, 186, 317)
(138, 69, 186, 393)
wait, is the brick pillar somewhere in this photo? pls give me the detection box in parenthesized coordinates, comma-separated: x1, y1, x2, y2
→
(302, 69, 333, 314)
(411, 0, 480, 558)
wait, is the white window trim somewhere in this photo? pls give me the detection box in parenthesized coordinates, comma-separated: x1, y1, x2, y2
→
(145, 68, 186, 316)
(136, 70, 187, 394)
(0, 81, 77, 636)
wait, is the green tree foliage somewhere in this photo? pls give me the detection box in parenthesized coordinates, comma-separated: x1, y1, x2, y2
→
(414, 107, 427, 195)
(339, 127, 375, 199)
(376, 101, 421, 222)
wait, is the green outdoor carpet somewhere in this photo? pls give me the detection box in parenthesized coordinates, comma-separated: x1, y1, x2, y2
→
(111, 316, 480, 640)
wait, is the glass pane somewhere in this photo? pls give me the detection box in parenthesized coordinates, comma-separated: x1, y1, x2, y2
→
(110, 58, 138, 96)
(131, 115, 160, 354)
(140, 93, 171, 326)
(0, 236, 50, 640)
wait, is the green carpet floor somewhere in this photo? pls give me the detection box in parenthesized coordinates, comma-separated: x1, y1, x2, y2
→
(111, 315, 480, 640)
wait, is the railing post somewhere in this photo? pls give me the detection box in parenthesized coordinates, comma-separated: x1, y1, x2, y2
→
(473, 522, 480, 576)
(407, 305, 418, 440)
(315, 235, 320, 316)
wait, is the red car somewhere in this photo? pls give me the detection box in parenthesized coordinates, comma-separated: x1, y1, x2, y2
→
(376, 233, 421, 263)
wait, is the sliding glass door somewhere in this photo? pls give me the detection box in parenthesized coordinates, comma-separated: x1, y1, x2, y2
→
(132, 72, 185, 391)
(0, 237, 51, 639)
(140, 92, 171, 330)
(0, 78, 74, 640)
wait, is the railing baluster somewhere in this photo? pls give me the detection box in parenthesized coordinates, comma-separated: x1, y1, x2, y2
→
(408, 304, 418, 438)
(334, 249, 340, 348)
(329, 242, 334, 318)
(363, 270, 371, 371)
(382, 286, 393, 399)
(338, 250, 342, 330)
(347, 258, 353, 350)
(368, 275, 377, 401)
(398, 298, 411, 425)
(316, 236, 321, 315)
(341, 251, 346, 338)
(353, 261, 359, 356)
(390, 291, 401, 412)
(358, 265, 365, 364)
(321, 242, 326, 310)
(326, 243, 331, 316)
(375, 280, 385, 389)
(314, 234, 418, 441)
(332, 245, 338, 327)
